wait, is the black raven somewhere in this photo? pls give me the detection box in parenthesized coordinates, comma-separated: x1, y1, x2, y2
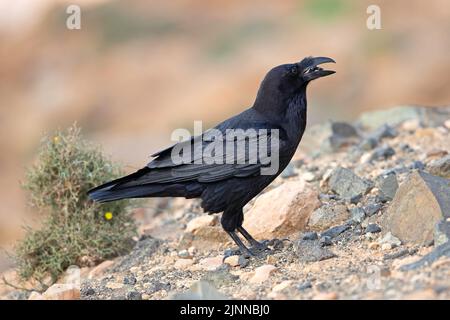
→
(88, 56, 335, 256)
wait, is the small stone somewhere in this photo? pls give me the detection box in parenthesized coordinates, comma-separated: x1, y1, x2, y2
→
(224, 255, 240, 267)
(297, 281, 312, 291)
(368, 242, 380, 250)
(313, 292, 338, 300)
(188, 246, 197, 256)
(308, 204, 349, 231)
(295, 240, 336, 262)
(359, 137, 378, 151)
(142, 294, 150, 300)
(370, 145, 395, 161)
(178, 249, 190, 258)
(321, 224, 350, 239)
(272, 280, 292, 292)
(376, 174, 398, 202)
(105, 282, 124, 290)
(370, 124, 398, 141)
(123, 275, 137, 285)
(126, 291, 142, 300)
(379, 232, 402, 248)
(81, 287, 95, 296)
(320, 236, 333, 246)
(349, 194, 363, 204)
(302, 172, 315, 182)
(328, 167, 373, 199)
(363, 202, 382, 217)
(434, 220, 450, 247)
(42, 284, 80, 300)
(281, 163, 297, 178)
(199, 256, 224, 271)
(349, 207, 366, 224)
(249, 265, 277, 284)
(427, 155, 450, 179)
(174, 258, 195, 269)
(266, 255, 277, 265)
(302, 231, 319, 241)
(381, 243, 392, 251)
(365, 224, 382, 234)
(444, 119, 450, 130)
(409, 160, 425, 170)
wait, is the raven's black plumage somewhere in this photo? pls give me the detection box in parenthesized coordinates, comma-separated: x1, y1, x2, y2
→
(88, 56, 335, 255)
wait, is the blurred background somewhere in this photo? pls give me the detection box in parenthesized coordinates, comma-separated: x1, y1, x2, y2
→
(0, 0, 449, 263)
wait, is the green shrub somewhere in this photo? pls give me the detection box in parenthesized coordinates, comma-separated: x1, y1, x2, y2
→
(16, 124, 136, 286)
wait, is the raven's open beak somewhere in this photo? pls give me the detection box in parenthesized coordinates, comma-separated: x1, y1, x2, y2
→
(302, 56, 336, 82)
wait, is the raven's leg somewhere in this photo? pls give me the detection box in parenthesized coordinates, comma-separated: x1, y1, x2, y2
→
(236, 226, 265, 249)
(222, 208, 253, 256)
(226, 231, 254, 257)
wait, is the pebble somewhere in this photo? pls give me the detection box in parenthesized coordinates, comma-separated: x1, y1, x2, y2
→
(126, 291, 142, 300)
(302, 231, 319, 241)
(320, 236, 333, 246)
(444, 119, 450, 130)
(123, 275, 137, 285)
(363, 203, 382, 216)
(105, 282, 124, 290)
(249, 265, 277, 284)
(321, 224, 350, 239)
(174, 258, 195, 269)
(302, 172, 315, 182)
(368, 242, 380, 250)
(313, 292, 338, 300)
(365, 224, 382, 234)
(272, 280, 292, 292)
(224, 255, 240, 267)
(199, 256, 225, 271)
(178, 249, 190, 258)
(297, 281, 313, 291)
(350, 207, 366, 224)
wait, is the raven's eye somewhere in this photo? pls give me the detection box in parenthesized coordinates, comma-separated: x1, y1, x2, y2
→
(289, 66, 298, 75)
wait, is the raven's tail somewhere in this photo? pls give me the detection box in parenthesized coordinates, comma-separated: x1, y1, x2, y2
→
(87, 167, 202, 203)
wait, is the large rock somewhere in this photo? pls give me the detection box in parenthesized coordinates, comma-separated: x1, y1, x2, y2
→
(307, 204, 349, 231)
(383, 171, 450, 245)
(328, 167, 373, 200)
(243, 181, 320, 239)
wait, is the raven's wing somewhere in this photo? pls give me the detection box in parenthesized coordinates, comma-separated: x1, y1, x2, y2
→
(114, 119, 283, 188)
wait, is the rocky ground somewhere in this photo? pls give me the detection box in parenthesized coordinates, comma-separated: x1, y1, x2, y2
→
(2, 105, 450, 300)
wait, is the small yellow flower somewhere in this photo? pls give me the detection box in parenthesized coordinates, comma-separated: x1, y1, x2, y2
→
(53, 136, 59, 143)
(104, 212, 113, 220)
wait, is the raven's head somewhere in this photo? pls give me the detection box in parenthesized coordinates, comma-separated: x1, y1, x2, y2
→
(256, 56, 335, 102)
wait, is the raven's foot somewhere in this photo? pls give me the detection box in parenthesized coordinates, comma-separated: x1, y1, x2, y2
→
(226, 231, 254, 257)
